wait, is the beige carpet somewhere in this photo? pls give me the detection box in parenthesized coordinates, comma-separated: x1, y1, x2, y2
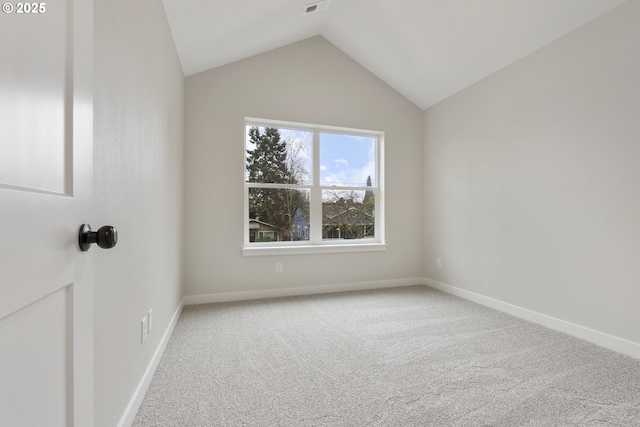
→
(133, 285, 640, 426)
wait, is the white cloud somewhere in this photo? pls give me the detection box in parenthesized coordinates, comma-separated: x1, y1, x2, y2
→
(334, 157, 349, 167)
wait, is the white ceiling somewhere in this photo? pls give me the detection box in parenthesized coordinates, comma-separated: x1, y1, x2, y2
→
(162, 0, 626, 109)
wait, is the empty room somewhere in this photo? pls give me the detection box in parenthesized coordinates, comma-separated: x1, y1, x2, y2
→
(1, 0, 639, 426)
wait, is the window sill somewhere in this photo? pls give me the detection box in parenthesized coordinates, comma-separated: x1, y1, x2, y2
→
(241, 243, 387, 257)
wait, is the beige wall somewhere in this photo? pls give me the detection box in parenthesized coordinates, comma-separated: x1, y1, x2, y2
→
(184, 36, 424, 297)
(424, 1, 640, 344)
(93, 1, 184, 426)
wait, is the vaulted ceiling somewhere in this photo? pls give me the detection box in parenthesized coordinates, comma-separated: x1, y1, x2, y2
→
(162, 0, 626, 109)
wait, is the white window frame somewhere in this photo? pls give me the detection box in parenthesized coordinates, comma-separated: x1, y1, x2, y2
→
(242, 117, 386, 256)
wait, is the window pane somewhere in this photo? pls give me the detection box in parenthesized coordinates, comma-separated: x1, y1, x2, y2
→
(320, 133, 376, 187)
(248, 188, 310, 242)
(246, 126, 312, 185)
(322, 190, 375, 240)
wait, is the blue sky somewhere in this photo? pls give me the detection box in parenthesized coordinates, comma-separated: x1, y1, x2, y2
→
(319, 133, 376, 187)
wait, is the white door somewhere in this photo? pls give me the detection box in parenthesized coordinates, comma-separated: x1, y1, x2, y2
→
(0, 1, 94, 426)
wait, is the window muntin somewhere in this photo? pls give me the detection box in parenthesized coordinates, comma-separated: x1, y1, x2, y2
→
(244, 118, 383, 251)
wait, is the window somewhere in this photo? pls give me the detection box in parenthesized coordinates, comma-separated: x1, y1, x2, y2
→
(243, 118, 385, 256)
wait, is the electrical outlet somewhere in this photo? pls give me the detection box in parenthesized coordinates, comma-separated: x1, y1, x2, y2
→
(148, 309, 153, 332)
(437, 257, 442, 268)
(276, 262, 283, 273)
(141, 315, 148, 343)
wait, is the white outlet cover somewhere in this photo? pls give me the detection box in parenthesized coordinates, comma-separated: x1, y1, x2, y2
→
(148, 309, 153, 332)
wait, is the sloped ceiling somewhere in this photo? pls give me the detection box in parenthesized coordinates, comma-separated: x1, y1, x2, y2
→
(162, 0, 626, 109)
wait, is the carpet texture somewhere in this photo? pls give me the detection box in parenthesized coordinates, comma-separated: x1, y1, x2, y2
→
(132, 286, 640, 426)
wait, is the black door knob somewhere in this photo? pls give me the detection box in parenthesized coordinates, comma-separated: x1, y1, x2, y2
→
(79, 224, 118, 252)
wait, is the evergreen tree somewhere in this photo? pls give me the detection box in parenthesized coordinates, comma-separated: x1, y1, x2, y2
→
(363, 175, 375, 214)
(246, 127, 288, 184)
(246, 127, 305, 239)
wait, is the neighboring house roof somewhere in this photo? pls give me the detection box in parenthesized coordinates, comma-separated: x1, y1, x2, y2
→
(249, 205, 372, 232)
(324, 206, 374, 226)
(248, 218, 285, 231)
(322, 203, 375, 225)
(291, 206, 310, 227)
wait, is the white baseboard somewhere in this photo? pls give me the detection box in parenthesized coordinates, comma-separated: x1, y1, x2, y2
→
(423, 277, 640, 360)
(182, 278, 425, 305)
(118, 301, 184, 427)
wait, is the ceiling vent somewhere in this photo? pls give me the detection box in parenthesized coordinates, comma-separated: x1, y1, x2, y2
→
(304, 0, 330, 15)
